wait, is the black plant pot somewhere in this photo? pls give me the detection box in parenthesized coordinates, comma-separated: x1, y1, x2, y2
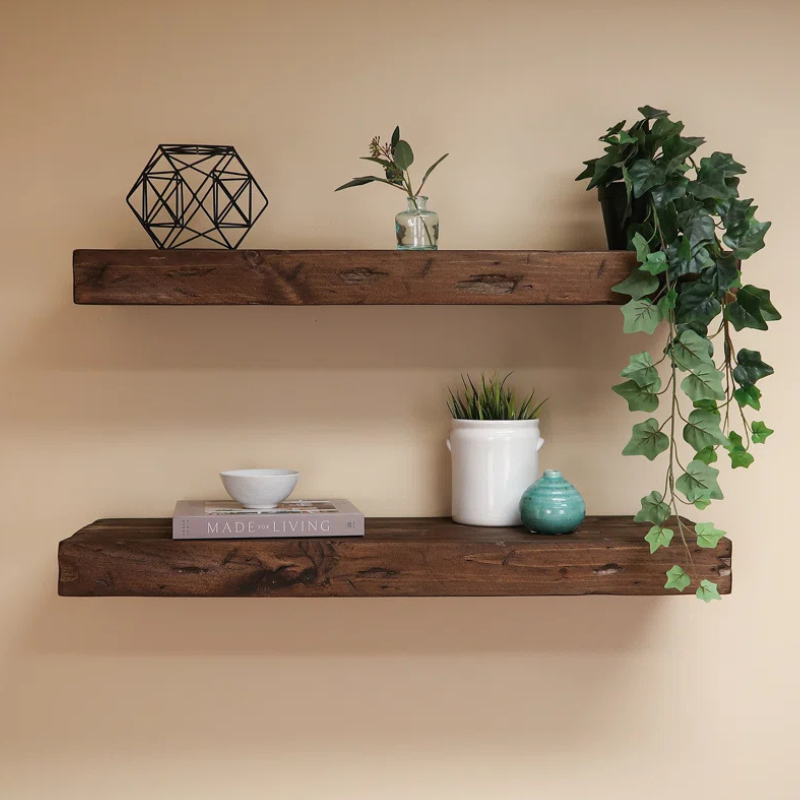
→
(597, 182, 647, 250)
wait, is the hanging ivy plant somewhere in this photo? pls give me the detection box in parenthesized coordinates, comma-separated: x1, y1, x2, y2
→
(577, 106, 779, 601)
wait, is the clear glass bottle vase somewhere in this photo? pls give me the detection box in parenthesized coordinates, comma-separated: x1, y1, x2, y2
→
(395, 195, 439, 251)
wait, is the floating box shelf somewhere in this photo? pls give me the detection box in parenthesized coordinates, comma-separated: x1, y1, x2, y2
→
(72, 249, 635, 306)
(58, 516, 731, 598)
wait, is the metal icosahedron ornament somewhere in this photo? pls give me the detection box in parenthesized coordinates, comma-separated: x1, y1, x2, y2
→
(126, 144, 269, 249)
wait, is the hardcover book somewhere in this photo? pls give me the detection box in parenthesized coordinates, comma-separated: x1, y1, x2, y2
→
(172, 499, 365, 540)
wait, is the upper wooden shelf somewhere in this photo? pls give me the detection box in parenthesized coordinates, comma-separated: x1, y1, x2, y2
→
(58, 516, 731, 597)
(72, 249, 635, 306)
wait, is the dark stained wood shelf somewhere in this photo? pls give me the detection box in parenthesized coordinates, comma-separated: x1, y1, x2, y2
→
(72, 249, 635, 305)
(58, 516, 731, 597)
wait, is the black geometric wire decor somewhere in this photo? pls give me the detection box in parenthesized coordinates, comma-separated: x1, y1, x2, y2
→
(126, 144, 269, 249)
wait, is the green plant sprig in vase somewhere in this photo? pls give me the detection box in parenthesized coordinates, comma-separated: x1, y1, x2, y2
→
(577, 105, 779, 601)
(447, 373, 546, 421)
(336, 127, 448, 250)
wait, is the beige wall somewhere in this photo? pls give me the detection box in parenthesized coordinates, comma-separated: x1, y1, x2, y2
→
(2, 0, 798, 797)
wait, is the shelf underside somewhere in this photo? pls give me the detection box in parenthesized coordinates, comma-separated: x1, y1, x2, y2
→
(58, 516, 731, 597)
(72, 249, 635, 305)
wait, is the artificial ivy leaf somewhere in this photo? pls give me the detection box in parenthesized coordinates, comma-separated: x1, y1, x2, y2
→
(701, 254, 740, 298)
(730, 449, 755, 469)
(733, 384, 762, 410)
(661, 136, 702, 173)
(645, 525, 674, 554)
(622, 418, 670, 460)
(640, 251, 669, 275)
(745, 286, 781, 322)
(665, 565, 691, 592)
(651, 116, 684, 140)
(726, 431, 754, 469)
(674, 281, 722, 327)
(667, 239, 715, 278)
(612, 380, 660, 412)
(638, 105, 669, 120)
(703, 151, 747, 177)
(681, 362, 725, 402)
(621, 351, 660, 388)
(671, 330, 714, 371)
(632, 232, 651, 263)
(392, 139, 414, 171)
(621, 299, 663, 334)
(676, 460, 723, 503)
(617, 130, 637, 145)
(681, 213, 716, 247)
(693, 399, 720, 415)
(694, 497, 712, 511)
(751, 421, 774, 444)
(629, 160, 666, 197)
(612, 269, 659, 300)
(695, 522, 726, 549)
(724, 286, 769, 331)
(658, 288, 677, 315)
(683, 410, 728, 452)
(696, 579, 721, 602)
(634, 491, 671, 525)
(733, 349, 774, 386)
(651, 177, 688, 206)
(724, 219, 771, 260)
(695, 446, 718, 465)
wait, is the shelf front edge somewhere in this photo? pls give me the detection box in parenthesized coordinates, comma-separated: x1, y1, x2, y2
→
(72, 249, 635, 305)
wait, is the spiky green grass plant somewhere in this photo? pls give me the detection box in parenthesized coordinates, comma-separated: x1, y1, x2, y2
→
(447, 373, 546, 421)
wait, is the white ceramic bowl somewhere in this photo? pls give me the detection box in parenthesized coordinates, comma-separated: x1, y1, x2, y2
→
(220, 468, 300, 509)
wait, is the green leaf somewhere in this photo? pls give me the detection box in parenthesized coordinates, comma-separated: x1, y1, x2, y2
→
(681, 362, 725, 402)
(674, 280, 722, 327)
(696, 579, 721, 602)
(617, 130, 637, 144)
(620, 351, 660, 388)
(621, 299, 663, 334)
(695, 522, 725, 549)
(360, 156, 393, 168)
(632, 232, 651, 263)
(724, 286, 769, 332)
(645, 525, 674, 554)
(419, 153, 448, 187)
(726, 432, 754, 469)
(651, 116, 684, 140)
(745, 286, 781, 322)
(695, 446, 718, 465)
(391, 126, 400, 151)
(733, 349, 773, 386)
(335, 176, 385, 191)
(640, 251, 669, 275)
(613, 380, 660, 412)
(723, 219, 771, 259)
(629, 160, 666, 197)
(662, 137, 703, 173)
(683, 410, 728, 452)
(612, 269, 659, 300)
(658, 288, 678, 314)
(734, 384, 761, 410)
(676, 460, 723, 503)
(393, 139, 414, 171)
(638, 105, 669, 120)
(751, 421, 774, 445)
(670, 329, 713, 372)
(694, 497, 712, 511)
(622, 418, 670, 460)
(665, 565, 691, 592)
(635, 491, 671, 525)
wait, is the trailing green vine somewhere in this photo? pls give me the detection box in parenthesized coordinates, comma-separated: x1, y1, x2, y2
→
(578, 106, 780, 601)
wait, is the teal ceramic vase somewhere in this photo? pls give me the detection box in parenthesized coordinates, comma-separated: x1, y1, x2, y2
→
(519, 470, 585, 535)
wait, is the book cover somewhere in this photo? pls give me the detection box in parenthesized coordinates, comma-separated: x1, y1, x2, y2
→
(172, 499, 365, 539)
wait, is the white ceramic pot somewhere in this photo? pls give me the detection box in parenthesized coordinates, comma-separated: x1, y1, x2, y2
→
(447, 419, 544, 527)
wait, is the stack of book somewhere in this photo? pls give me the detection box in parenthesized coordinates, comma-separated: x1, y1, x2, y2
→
(172, 499, 365, 540)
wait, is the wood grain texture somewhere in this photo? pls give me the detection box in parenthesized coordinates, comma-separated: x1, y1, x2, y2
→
(73, 249, 636, 305)
(58, 516, 731, 597)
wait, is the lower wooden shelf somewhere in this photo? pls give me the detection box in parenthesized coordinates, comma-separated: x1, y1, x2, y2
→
(58, 516, 731, 597)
